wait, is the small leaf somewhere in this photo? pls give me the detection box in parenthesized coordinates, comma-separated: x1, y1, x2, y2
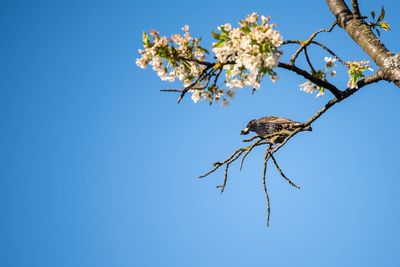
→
(375, 28, 381, 37)
(142, 32, 150, 47)
(197, 46, 209, 54)
(212, 40, 225, 48)
(211, 31, 221, 40)
(371, 10, 376, 20)
(378, 6, 385, 22)
(219, 32, 228, 41)
(219, 26, 229, 34)
(379, 21, 391, 31)
(241, 26, 251, 33)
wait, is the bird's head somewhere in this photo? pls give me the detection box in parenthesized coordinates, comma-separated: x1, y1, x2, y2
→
(240, 119, 257, 135)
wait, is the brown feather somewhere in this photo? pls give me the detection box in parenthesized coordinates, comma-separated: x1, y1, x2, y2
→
(258, 116, 299, 125)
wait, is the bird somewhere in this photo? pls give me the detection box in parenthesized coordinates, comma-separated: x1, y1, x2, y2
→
(240, 116, 312, 144)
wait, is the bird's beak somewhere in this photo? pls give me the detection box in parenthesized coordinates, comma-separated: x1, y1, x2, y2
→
(240, 127, 250, 135)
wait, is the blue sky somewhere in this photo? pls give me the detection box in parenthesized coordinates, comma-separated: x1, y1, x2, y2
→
(1, 0, 400, 266)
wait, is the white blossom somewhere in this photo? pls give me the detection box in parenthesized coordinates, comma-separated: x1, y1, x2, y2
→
(212, 12, 282, 91)
(190, 90, 201, 103)
(346, 60, 373, 89)
(324, 56, 336, 68)
(299, 80, 319, 94)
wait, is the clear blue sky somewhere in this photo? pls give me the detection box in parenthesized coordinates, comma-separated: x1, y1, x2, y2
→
(1, 0, 400, 266)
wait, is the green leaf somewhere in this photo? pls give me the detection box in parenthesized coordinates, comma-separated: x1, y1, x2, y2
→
(219, 32, 228, 41)
(375, 28, 381, 37)
(241, 26, 251, 34)
(197, 46, 209, 54)
(142, 32, 150, 47)
(378, 6, 385, 22)
(212, 40, 225, 48)
(379, 21, 391, 31)
(211, 31, 221, 40)
(261, 43, 270, 54)
(371, 10, 376, 20)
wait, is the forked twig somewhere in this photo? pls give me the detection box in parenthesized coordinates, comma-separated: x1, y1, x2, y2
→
(262, 145, 272, 226)
(269, 153, 300, 189)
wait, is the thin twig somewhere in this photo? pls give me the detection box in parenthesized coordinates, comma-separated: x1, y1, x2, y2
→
(198, 148, 244, 178)
(242, 135, 262, 143)
(262, 145, 272, 226)
(216, 163, 230, 193)
(288, 21, 337, 64)
(269, 153, 300, 189)
(160, 89, 183, 93)
(304, 47, 317, 74)
(309, 41, 347, 65)
(284, 40, 346, 66)
(239, 139, 265, 171)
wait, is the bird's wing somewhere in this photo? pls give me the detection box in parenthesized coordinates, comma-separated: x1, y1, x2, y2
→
(258, 116, 297, 124)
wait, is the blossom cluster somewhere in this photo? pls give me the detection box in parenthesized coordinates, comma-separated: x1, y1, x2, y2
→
(136, 13, 283, 105)
(346, 60, 373, 89)
(299, 56, 337, 98)
(136, 26, 207, 87)
(212, 12, 283, 90)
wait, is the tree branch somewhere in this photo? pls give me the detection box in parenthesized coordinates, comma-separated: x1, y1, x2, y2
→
(198, 69, 385, 225)
(326, 0, 400, 86)
(278, 62, 343, 98)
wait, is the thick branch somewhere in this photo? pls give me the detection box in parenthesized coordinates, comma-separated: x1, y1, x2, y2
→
(326, 0, 400, 86)
(351, 0, 361, 17)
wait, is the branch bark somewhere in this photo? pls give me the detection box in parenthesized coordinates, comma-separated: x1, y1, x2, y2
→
(278, 62, 343, 98)
(325, 0, 400, 86)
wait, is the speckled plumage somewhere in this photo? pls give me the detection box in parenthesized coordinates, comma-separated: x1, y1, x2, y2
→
(240, 116, 312, 143)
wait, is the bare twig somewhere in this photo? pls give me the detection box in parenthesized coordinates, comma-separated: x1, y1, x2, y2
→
(160, 89, 183, 93)
(262, 145, 272, 226)
(216, 164, 230, 193)
(269, 153, 300, 189)
(239, 139, 265, 171)
(287, 21, 337, 64)
(242, 135, 262, 143)
(198, 148, 244, 179)
(285, 40, 346, 66)
(304, 47, 317, 74)
(309, 40, 347, 65)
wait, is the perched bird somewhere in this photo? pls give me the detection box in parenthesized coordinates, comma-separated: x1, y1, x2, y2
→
(240, 116, 312, 144)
